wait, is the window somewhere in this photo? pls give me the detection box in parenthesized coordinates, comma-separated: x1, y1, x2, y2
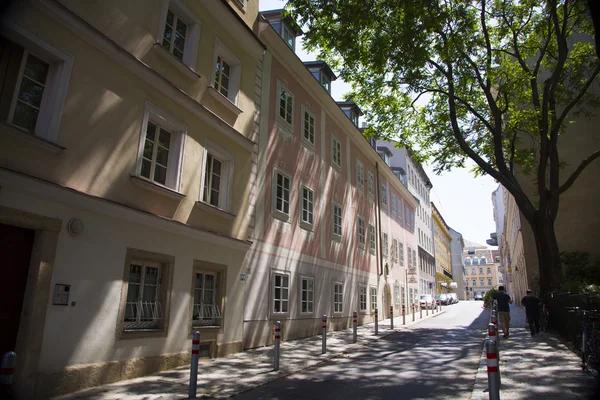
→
(273, 169, 291, 220)
(399, 242, 404, 266)
(211, 41, 242, 105)
(301, 106, 315, 147)
(201, 140, 234, 210)
(331, 136, 342, 168)
(407, 246, 413, 269)
(124, 262, 165, 331)
(472, 279, 476, 286)
(480, 278, 484, 286)
(487, 267, 491, 274)
(394, 282, 401, 305)
(359, 285, 367, 312)
(278, 82, 293, 126)
(158, 2, 200, 69)
(192, 272, 221, 327)
(397, 197, 404, 224)
(282, 23, 295, 50)
(481, 258, 487, 265)
(473, 258, 479, 265)
(392, 238, 399, 262)
(333, 282, 343, 313)
(2, 27, 73, 142)
(479, 268, 484, 274)
(332, 202, 342, 239)
(300, 277, 314, 313)
(391, 192, 397, 217)
(465, 258, 472, 266)
(273, 273, 290, 313)
(358, 216, 366, 248)
(471, 267, 475, 274)
(369, 223, 376, 254)
(135, 103, 186, 191)
(356, 160, 365, 188)
(370, 286, 377, 311)
(299, 184, 314, 229)
(381, 184, 388, 207)
(382, 232, 389, 259)
(488, 278, 492, 286)
(367, 172, 374, 197)
(320, 73, 331, 93)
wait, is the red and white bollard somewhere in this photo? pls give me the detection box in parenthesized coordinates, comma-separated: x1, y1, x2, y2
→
(1, 352, 16, 397)
(491, 311, 497, 327)
(374, 308, 379, 335)
(322, 315, 327, 354)
(489, 323, 498, 347)
(486, 339, 500, 400)
(353, 311, 358, 343)
(274, 321, 281, 371)
(402, 304, 406, 325)
(390, 306, 394, 329)
(188, 332, 200, 399)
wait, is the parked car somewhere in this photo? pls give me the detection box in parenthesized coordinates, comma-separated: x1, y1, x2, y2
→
(448, 293, 459, 304)
(436, 293, 451, 305)
(419, 294, 436, 309)
(474, 294, 484, 301)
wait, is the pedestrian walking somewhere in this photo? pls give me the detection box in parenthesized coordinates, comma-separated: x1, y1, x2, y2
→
(489, 286, 513, 339)
(521, 289, 540, 337)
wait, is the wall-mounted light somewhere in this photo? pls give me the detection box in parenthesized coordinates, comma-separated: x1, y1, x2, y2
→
(67, 218, 84, 236)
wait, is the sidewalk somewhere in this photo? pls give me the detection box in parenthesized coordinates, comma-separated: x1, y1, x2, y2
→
(53, 308, 445, 399)
(470, 304, 599, 399)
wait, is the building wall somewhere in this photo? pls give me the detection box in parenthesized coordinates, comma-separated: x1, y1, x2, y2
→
(449, 229, 467, 299)
(464, 247, 500, 296)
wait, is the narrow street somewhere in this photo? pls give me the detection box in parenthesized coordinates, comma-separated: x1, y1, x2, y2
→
(234, 302, 488, 400)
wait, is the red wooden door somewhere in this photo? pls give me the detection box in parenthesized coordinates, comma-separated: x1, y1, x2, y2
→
(0, 223, 34, 356)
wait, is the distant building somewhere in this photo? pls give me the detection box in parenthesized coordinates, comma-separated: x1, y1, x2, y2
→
(431, 202, 453, 294)
(449, 228, 467, 299)
(463, 241, 502, 296)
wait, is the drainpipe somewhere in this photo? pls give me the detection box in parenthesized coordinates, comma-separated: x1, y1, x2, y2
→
(376, 162, 383, 276)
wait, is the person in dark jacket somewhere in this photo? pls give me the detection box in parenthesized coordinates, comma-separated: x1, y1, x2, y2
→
(521, 289, 541, 337)
(490, 286, 513, 338)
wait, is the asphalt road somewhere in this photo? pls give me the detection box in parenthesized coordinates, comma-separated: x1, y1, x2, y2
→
(233, 301, 489, 400)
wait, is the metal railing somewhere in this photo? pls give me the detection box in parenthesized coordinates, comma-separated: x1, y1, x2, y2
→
(192, 303, 221, 327)
(124, 301, 163, 330)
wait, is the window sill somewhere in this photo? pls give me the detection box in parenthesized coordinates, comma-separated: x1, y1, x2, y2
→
(130, 175, 186, 200)
(274, 119, 294, 142)
(2, 123, 64, 154)
(152, 43, 201, 81)
(299, 221, 314, 232)
(332, 234, 342, 243)
(118, 329, 167, 340)
(272, 210, 290, 223)
(300, 138, 316, 152)
(207, 86, 243, 117)
(195, 200, 236, 220)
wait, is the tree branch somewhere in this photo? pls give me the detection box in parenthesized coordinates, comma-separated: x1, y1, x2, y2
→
(556, 64, 600, 127)
(555, 149, 600, 195)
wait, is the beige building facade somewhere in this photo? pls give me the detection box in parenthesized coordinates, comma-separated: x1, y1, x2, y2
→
(432, 202, 453, 294)
(0, 0, 264, 398)
(463, 242, 502, 297)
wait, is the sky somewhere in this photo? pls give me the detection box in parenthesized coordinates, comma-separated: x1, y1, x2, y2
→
(259, 0, 499, 247)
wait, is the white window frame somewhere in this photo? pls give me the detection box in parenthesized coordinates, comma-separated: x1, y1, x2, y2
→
(4, 22, 73, 143)
(399, 242, 405, 266)
(272, 168, 292, 222)
(282, 23, 296, 51)
(211, 38, 242, 105)
(369, 223, 376, 254)
(382, 232, 389, 259)
(272, 271, 290, 315)
(370, 286, 378, 311)
(135, 102, 186, 191)
(381, 184, 388, 208)
(332, 201, 343, 241)
(394, 282, 401, 305)
(367, 171, 374, 197)
(299, 276, 315, 314)
(398, 197, 404, 225)
(333, 282, 343, 314)
(357, 216, 366, 248)
(299, 183, 315, 231)
(331, 135, 342, 169)
(356, 159, 365, 189)
(124, 261, 163, 331)
(300, 104, 316, 148)
(199, 139, 234, 211)
(276, 80, 294, 129)
(391, 192, 397, 218)
(157, 0, 201, 70)
(192, 271, 221, 328)
(359, 284, 367, 312)
(392, 238, 399, 263)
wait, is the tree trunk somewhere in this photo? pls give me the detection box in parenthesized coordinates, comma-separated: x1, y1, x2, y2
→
(531, 211, 564, 294)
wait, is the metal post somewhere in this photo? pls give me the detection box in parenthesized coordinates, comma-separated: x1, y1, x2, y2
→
(486, 339, 500, 400)
(390, 306, 394, 329)
(188, 332, 200, 399)
(420, 304, 423, 319)
(322, 315, 327, 354)
(402, 304, 406, 325)
(412, 303, 415, 321)
(353, 311, 358, 343)
(427, 303, 429, 316)
(374, 308, 379, 335)
(274, 321, 281, 371)
(1, 352, 17, 397)
(491, 312, 497, 327)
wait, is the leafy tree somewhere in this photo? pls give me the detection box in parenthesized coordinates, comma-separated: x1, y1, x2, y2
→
(287, 0, 600, 294)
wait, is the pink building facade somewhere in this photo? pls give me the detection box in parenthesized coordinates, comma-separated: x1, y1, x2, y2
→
(242, 11, 418, 349)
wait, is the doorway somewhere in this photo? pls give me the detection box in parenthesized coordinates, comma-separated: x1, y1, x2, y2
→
(0, 223, 34, 355)
(383, 284, 392, 318)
